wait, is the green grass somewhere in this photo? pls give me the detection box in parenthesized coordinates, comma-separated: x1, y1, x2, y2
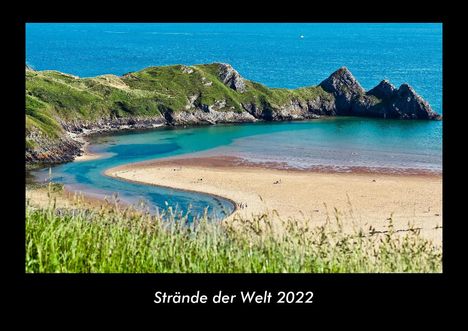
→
(25, 199, 441, 273)
(25, 63, 345, 152)
(25, 95, 63, 138)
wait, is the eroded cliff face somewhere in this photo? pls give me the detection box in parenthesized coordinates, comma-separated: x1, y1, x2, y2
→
(391, 84, 440, 120)
(25, 63, 441, 166)
(25, 131, 83, 165)
(319, 67, 441, 120)
(319, 67, 366, 115)
(59, 117, 166, 133)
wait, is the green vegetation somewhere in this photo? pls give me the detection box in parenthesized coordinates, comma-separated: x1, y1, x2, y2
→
(26, 95, 62, 137)
(26, 199, 441, 273)
(25, 63, 338, 150)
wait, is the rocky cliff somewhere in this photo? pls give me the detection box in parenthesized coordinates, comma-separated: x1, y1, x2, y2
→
(319, 67, 441, 120)
(26, 63, 441, 165)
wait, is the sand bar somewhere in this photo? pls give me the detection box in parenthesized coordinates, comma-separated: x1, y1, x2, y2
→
(106, 156, 442, 245)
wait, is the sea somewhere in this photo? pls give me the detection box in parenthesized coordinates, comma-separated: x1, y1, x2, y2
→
(26, 23, 443, 220)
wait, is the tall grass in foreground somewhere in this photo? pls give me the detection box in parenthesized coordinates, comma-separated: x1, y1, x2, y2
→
(25, 200, 442, 273)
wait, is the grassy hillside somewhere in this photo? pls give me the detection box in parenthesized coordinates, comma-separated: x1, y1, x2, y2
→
(25, 64, 332, 149)
(25, 198, 441, 273)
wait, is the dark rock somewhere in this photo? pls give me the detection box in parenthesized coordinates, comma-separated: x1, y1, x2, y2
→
(162, 108, 174, 124)
(241, 98, 276, 120)
(351, 95, 385, 118)
(367, 80, 396, 100)
(319, 67, 365, 115)
(241, 102, 262, 118)
(243, 97, 326, 121)
(357, 82, 441, 120)
(389, 84, 441, 120)
(306, 96, 337, 116)
(320, 68, 440, 120)
(25, 132, 83, 165)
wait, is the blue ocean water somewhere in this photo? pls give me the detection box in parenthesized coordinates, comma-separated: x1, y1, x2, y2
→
(26, 23, 442, 113)
(26, 23, 443, 219)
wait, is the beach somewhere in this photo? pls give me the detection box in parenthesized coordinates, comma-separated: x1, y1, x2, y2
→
(106, 156, 442, 245)
(74, 144, 102, 162)
(26, 185, 118, 211)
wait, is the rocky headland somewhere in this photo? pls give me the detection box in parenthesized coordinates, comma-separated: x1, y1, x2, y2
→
(25, 63, 441, 165)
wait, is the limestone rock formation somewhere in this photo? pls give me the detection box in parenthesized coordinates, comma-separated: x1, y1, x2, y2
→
(217, 63, 246, 93)
(390, 84, 441, 120)
(319, 67, 365, 114)
(319, 67, 441, 120)
(25, 63, 441, 165)
(25, 131, 83, 165)
(367, 80, 396, 100)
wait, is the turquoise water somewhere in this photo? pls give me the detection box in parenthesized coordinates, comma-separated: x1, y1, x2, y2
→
(26, 23, 443, 219)
(33, 118, 442, 220)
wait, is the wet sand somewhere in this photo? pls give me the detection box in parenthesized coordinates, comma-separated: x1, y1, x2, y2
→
(106, 155, 442, 245)
(72, 137, 104, 162)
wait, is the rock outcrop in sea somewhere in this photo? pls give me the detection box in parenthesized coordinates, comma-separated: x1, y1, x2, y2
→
(319, 67, 441, 120)
(25, 63, 441, 165)
(319, 67, 366, 115)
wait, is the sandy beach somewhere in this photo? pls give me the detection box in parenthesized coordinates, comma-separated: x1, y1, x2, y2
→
(74, 145, 102, 162)
(26, 184, 121, 211)
(106, 156, 442, 245)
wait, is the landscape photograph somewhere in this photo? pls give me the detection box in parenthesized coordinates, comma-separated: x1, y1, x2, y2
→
(25, 23, 443, 273)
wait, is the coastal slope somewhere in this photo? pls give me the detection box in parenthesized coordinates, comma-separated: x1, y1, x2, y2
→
(26, 63, 441, 165)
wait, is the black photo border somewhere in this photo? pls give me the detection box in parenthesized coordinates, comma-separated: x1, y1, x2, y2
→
(7, 5, 457, 315)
